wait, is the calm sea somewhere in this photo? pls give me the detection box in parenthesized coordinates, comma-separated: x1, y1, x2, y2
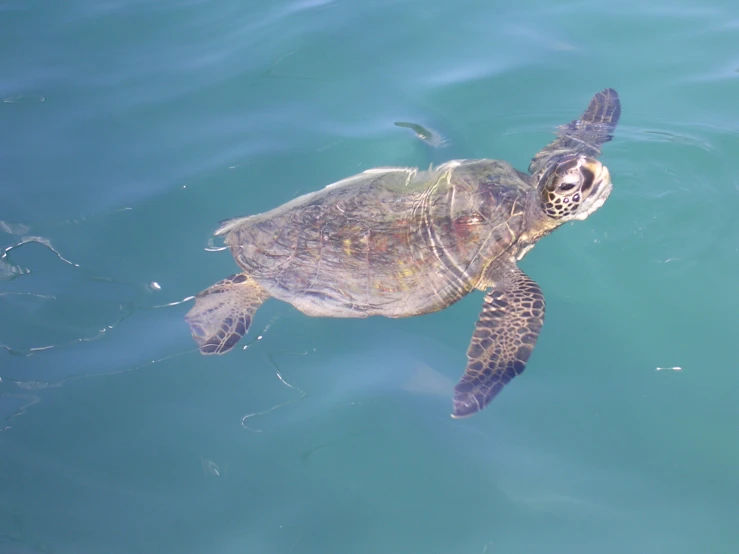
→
(1, 0, 738, 552)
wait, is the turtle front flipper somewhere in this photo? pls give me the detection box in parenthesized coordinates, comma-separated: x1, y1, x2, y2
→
(529, 88, 621, 175)
(185, 274, 270, 355)
(451, 265, 545, 419)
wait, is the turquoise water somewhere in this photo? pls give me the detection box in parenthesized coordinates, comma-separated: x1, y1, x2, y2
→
(2, 0, 738, 551)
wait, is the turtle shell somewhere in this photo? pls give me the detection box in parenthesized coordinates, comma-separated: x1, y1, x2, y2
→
(217, 159, 533, 318)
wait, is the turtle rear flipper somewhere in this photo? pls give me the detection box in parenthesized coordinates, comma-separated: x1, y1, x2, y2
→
(529, 88, 621, 175)
(451, 265, 545, 418)
(185, 274, 269, 355)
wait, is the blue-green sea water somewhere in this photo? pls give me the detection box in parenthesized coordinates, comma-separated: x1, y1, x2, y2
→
(2, 0, 738, 552)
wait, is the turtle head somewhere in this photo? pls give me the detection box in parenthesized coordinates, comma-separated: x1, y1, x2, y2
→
(537, 155, 612, 222)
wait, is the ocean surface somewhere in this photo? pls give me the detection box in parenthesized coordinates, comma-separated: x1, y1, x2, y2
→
(1, 0, 738, 552)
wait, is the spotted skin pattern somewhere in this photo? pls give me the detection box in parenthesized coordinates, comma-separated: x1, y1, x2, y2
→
(452, 266, 545, 418)
(187, 89, 621, 418)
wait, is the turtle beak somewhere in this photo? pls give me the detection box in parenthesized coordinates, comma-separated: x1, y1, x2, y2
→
(581, 158, 604, 185)
(574, 159, 613, 220)
(582, 159, 611, 196)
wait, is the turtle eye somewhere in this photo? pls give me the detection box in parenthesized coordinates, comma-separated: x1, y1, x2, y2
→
(558, 182, 577, 192)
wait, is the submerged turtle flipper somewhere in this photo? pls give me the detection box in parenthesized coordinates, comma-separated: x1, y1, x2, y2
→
(185, 273, 269, 355)
(452, 265, 545, 418)
(529, 88, 621, 176)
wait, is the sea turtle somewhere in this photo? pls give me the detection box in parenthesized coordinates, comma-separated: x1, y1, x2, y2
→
(186, 88, 621, 418)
